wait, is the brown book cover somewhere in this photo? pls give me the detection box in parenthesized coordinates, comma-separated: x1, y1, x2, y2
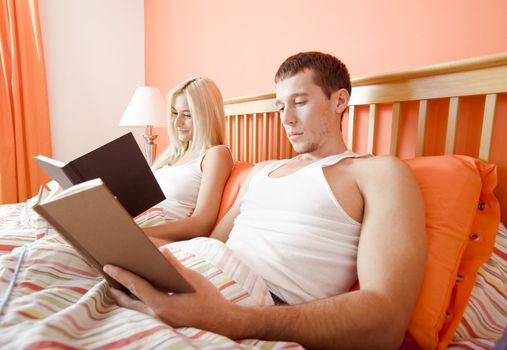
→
(34, 132, 165, 218)
(32, 179, 193, 294)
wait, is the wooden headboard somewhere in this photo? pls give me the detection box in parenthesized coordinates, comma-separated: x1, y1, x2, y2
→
(223, 52, 507, 222)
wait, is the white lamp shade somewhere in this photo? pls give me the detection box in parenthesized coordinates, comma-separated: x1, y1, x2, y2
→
(119, 86, 166, 127)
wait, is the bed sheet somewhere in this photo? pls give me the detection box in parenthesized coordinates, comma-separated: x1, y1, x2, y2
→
(448, 223, 507, 349)
(1, 200, 506, 349)
(0, 202, 302, 349)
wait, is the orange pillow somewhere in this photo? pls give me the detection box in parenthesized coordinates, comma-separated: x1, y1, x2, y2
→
(405, 155, 500, 350)
(215, 161, 253, 223)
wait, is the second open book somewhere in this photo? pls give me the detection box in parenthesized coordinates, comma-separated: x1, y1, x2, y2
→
(33, 178, 193, 294)
(34, 133, 165, 218)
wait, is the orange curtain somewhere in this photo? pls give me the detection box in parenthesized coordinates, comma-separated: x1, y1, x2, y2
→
(0, 0, 52, 204)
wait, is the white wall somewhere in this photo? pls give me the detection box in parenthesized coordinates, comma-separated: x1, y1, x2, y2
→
(39, 0, 145, 161)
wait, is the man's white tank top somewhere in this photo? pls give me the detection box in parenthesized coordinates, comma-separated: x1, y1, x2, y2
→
(226, 150, 367, 304)
(153, 152, 207, 220)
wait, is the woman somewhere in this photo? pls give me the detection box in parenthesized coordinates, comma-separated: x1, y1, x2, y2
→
(144, 77, 233, 243)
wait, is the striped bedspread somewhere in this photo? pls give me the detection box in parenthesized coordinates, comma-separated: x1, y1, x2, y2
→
(0, 201, 506, 349)
(0, 203, 302, 349)
(448, 223, 507, 349)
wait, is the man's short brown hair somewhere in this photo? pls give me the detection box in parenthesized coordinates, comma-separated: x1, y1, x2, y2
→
(274, 52, 351, 98)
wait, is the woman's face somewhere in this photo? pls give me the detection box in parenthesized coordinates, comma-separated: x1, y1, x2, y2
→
(171, 93, 193, 143)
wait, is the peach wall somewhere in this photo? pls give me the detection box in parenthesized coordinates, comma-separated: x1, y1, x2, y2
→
(145, 0, 507, 99)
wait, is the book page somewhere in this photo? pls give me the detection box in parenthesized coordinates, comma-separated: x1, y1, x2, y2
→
(44, 178, 104, 203)
(34, 155, 66, 167)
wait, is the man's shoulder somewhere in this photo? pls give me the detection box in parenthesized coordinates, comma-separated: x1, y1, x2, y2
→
(351, 156, 417, 192)
(330, 155, 414, 184)
(345, 154, 407, 170)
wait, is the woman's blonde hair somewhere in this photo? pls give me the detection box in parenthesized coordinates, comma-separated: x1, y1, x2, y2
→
(152, 77, 226, 169)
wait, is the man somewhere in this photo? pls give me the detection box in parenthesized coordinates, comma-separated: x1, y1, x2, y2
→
(104, 52, 427, 349)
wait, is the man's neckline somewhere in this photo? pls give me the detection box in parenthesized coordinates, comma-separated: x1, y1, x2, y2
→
(295, 149, 352, 162)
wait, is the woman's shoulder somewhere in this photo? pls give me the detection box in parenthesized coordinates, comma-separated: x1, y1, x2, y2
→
(203, 145, 232, 160)
(201, 145, 233, 169)
(207, 144, 230, 153)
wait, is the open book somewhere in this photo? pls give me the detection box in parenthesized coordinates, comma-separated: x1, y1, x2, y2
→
(33, 179, 193, 293)
(34, 133, 165, 217)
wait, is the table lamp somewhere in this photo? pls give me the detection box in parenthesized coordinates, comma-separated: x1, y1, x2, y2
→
(119, 86, 166, 166)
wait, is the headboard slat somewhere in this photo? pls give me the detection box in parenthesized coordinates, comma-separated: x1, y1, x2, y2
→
(242, 114, 249, 162)
(368, 104, 377, 154)
(445, 97, 460, 155)
(252, 113, 259, 163)
(273, 112, 280, 159)
(479, 93, 497, 162)
(347, 105, 356, 151)
(234, 115, 240, 160)
(390, 103, 401, 156)
(262, 113, 269, 161)
(416, 100, 428, 157)
(226, 115, 232, 155)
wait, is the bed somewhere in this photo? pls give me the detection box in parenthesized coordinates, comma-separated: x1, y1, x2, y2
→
(1, 52, 506, 349)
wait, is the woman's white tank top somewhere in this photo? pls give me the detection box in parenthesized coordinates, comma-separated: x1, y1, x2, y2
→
(153, 152, 206, 220)
(226, 150, 367, 304)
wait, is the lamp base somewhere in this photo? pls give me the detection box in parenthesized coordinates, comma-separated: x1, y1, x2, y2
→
(143, 126, 158, 166)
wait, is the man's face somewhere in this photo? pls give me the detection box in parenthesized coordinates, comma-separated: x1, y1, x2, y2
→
(275, 70, 340, 154)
